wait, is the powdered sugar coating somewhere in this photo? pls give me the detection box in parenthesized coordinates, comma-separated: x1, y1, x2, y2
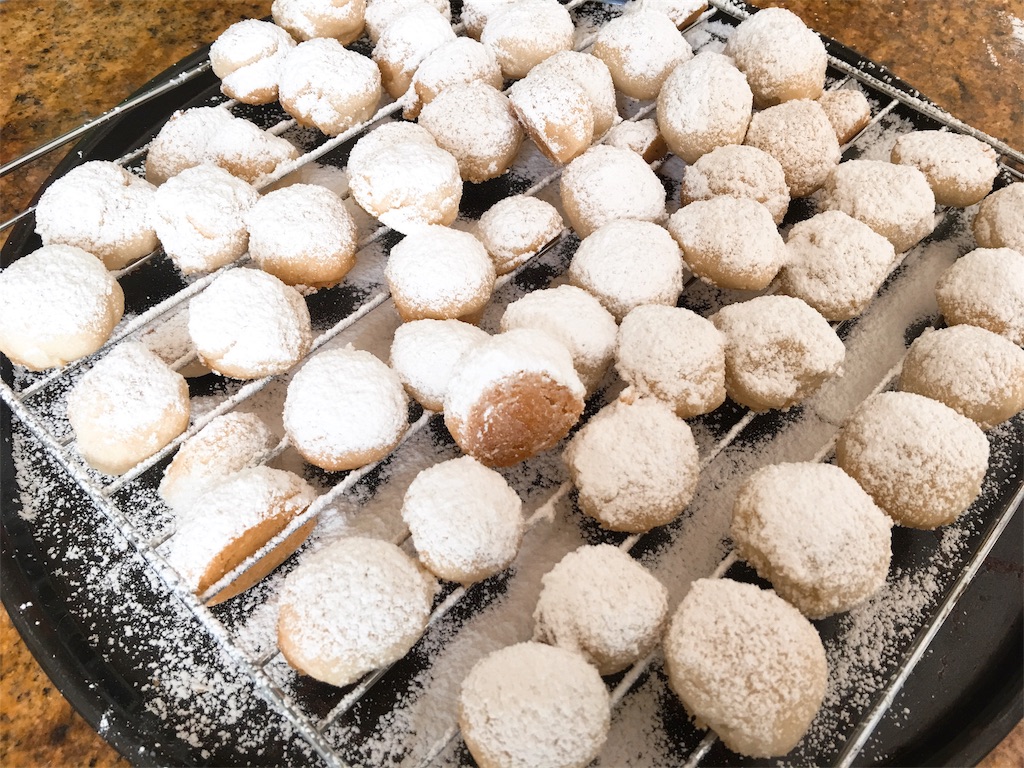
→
(820, 159, 937, 253)
(565, 397, 699, 532)
(679, 144, 790, 224)
(209, 19, 296, 105)
(271, 0, 366, 44)
(635, 0, 707, 28)
(347, 122, 462, 234)
(568, 219, 683, 321)
(0, 245, 124, 371)
(744, 99, 840, 198)
(145, 106, 299, 185)
(66, 342, 190, 475)
(373, 4, 455, 98)
(364, 0, 451, 44)
(936, 247, 1024, 345)
(401, 455, 524, 583)
(732, 462, 893, 619)
(278, 537, 436, 687)
(459, 642, 611, 768)
(384, 225, 496, 321)
(711, 295, 845, 411)
(480, 0, 574, 79)
(407, 37, 502, 119)
(188, 268, 312, 379)
(972, 182, 1024, 253)
(418, 81, 523, 182)
(592, 10, 693, 100)
(656, 52, 753, 164)
(283, 347, 410, 471)
(817, 87, 871, 144)
(278, 38, 382, 136)
(666, 196, 785, 291)
(159, 412, 276, 513)
(603, 118, 668, 162)
(898, 325, 1024, 430)
(891, 130, 999, 207)
(779, 210, 897, 320)
(533, 544, 668, 675)
(34, 161, 158, 270)
(725, 7, 827, 108)
(476, 195, 565, 275)
(389, 318, 490, 411)
(508, 70, 595, 165)
(615, 304, 726, 418)
(560, 145, 667, 239)
(500, 284, 618, 393)
(461, 0, 515, 39)
(530, 51, 619, 138)
(664, 578, 827, 757)
(836, 390, 990, 528)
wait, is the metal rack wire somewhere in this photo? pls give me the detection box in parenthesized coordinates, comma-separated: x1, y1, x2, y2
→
(2, 1, 1022, 766)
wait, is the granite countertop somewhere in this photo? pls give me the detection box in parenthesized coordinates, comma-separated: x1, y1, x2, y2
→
(0, 0, 1021, 765)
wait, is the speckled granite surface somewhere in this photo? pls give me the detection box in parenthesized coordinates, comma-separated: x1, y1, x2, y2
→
(1, 0, 1021, 766)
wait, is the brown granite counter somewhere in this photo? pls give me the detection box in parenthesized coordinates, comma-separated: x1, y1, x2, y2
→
(0, 0, 1021, 766)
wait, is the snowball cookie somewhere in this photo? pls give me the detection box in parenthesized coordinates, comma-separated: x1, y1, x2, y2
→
(973, 182, 1024, 253)
(401, 455, 524, 583)
(272, 0, 365, 44)
(508, 70, 595, 165)
(347, 122, 462, 234)
(34, 161, 157, 270)
(278, 38, 382, 136)
(898, 325, 1024, 430)
(384, 225, 496, 322)
(0, 245, 124, 371)
(247, 184, 357, 290)
(188, 269, 312, 380)
(779, 210, 897, 320)
(390, 319, 489, 410)
(209, 19, 296, 105)
(817, 87, 871, 145)
(159, 412, 276, 513)
(560, 145, 667, 239)
(461, 0, 515, 40)
(666, 197, 785, 291)
(444, 328, 586, 467)
(568, 219, 683, 322)
(530, 51, 618, 139)
(744, 99, 840, 199)
(459, 642, 611, 768)
(891, 131, 999, 208)
(936, 247, 1024, 345)
(418, 81, 523, 182)
(732, 462, 892, 619)
(500, 284, 619, 393)
(679, 144, 790, 225)
(278, 537, 436, 687)
(284, 347, 410, 471)
(592, 10, 693, 101)
(615, 304, 726, 418)
(477, 195, 564, 275)
(406, 37, 502, 119)
(167, 466, 317, 605)
(664, 578, 827, 757)
(636, 0, 707, 29)
(364, 0, 451, 44)
(656, 52, 753, 165)
(533, 544, 668, 675)
(66, 342, 190, 475)
(145, 106, 299, 186)
(725, 7, 827, 108)
(373, 4, 455, 99)
(480, 0, 574, 80)
(711, 295, 845, 412)
(565, 398, 699, 532)
(836, 391, 990, 528)
(819, 159, 937, 253)
(604, 118, 668, 163)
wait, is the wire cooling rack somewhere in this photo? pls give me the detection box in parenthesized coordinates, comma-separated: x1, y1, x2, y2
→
(2, 1, 1022, 765)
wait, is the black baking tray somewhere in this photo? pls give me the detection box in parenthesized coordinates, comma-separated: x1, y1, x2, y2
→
(3, 3, 1023, 765)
